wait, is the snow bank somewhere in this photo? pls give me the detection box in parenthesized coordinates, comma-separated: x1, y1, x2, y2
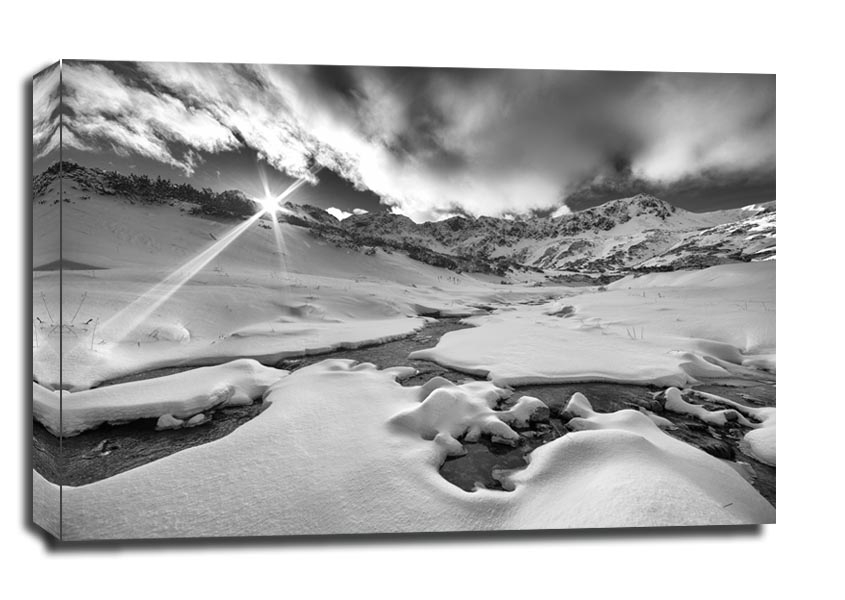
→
(411, 318, 697, 386)
(34, 359, 286, 436)
(38, 315, 426, 391)
(411, 262, 775, 387)
(679, 389, 776, 466)
(744, 416, 776, 466)
(49, 361, 772, 540)
(663, 387, 752, 427)
(501, 393, 773, 528)
(639, 407, 677, 429)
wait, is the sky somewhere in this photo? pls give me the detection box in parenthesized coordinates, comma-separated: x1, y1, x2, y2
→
(33, 61, 775, 221)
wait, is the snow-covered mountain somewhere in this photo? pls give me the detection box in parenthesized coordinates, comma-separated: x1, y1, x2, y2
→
(308, 193, 775, 275)
(34, 163, 776, 277)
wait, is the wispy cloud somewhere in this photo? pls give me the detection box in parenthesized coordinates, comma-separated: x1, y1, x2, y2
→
(59, 62, 775, 220)
(62, 62, 239, 175)
(32, 64, 61, 159)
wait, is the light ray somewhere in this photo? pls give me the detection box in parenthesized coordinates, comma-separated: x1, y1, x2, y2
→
(268, 209, 289, 282)
(91, 166, 324, 346)
(100, 212, 263, 342)
(254, 167, 324, 281)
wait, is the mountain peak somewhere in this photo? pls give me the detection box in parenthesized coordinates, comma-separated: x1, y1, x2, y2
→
(609, 193, 676, 217)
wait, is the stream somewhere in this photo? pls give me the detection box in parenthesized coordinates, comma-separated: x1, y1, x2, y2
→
(33, 317, 776, 506)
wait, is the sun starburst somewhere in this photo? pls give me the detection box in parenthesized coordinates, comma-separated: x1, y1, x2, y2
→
(255, 193, 282, 215)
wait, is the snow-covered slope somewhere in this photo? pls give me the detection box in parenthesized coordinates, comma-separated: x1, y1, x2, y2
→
(32, 168, 506, 389)
(638, 204, 776, 269)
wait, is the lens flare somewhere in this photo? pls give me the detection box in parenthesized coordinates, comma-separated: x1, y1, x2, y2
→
(92, 165, 325, 346)
(255, 165, 323, 213)
(256, 194, 282, 214)
(254, 166, 324, 280)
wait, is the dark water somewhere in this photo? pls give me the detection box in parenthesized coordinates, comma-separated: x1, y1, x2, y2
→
(277, 318, 476, 386)
(33, 403, 268, 487)
(439, 381, 776, 507)
(32, 318, 475, 487)
(33, 317, 776, 506)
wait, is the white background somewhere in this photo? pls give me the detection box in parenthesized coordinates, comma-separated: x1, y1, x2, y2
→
(1, 1, 840, 597)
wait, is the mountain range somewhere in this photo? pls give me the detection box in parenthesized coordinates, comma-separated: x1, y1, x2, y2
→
(34, 162, 776, 280)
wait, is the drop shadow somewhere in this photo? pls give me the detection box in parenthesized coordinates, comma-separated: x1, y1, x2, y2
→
(22, 69, 37, 541)
(43, 523, 764, 552)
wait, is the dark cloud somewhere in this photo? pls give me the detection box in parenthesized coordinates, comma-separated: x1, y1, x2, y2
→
(564, 167, 776, 212)
(51, 62, 775, 221)
(307, 65, 365, 103)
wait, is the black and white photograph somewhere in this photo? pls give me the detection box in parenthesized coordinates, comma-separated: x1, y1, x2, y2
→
(31, 59, 777, 540)
(32, 60, 777, 540)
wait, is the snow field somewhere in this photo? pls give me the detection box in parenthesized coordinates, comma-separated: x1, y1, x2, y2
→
(411, 262, 775, 388)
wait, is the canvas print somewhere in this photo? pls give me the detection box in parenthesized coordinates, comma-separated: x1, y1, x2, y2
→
(32, 61, 776, 540)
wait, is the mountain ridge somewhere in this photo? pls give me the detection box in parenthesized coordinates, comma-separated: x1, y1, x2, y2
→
(33, 162, 776, 278)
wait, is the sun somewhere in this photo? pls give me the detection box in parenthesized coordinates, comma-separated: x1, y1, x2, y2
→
(255, 193, 280, 215)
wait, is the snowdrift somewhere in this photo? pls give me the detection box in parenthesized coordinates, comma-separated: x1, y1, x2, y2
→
(33, 359, 287, 436)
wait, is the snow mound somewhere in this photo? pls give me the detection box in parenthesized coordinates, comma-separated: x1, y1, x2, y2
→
(391, 381, 548, 450)
(744, 422, 776, 466)
(678, 389, 776, 466)
(391, 380, 515, 444)
(663, 387, 750, 427)
(143, 321, 191, 343)
(41, 362, 773, 540)
(561, 391, 596, 418)
(500, 393, 774, 528)
(505, 396, 550, 426)
(34, 359, 286, 436)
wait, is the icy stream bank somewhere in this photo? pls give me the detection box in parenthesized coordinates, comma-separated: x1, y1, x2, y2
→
(34, 318, 775, 505)
(32, 319, 473, 486)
